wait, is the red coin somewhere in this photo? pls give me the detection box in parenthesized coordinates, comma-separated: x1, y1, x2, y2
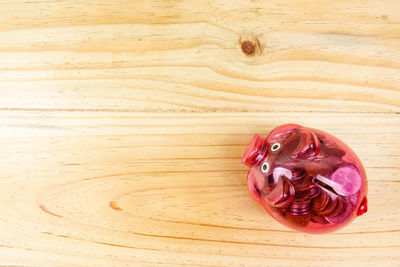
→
(326, 201, 352, 225)
(285, 212, 312, 227)
(312, 191, 330, 213)
(311, 214, 329, 225)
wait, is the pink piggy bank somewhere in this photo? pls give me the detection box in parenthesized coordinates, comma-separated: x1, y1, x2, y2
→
(242, 124, 368, 234)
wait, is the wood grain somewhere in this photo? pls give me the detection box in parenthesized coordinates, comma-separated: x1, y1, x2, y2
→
(0, 0, 399, 266)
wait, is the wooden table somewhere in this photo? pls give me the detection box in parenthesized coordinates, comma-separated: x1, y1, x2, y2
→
(1, 1, 399, 266)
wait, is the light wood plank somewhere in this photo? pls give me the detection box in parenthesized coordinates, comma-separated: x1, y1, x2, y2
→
(0, 1, 400, 113)
(1, 112, 399, 265)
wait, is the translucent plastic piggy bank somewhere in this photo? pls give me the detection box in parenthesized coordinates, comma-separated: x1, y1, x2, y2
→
(242, 124, 368, 234)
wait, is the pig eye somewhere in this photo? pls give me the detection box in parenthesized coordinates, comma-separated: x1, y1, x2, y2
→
(271, 143, 281, 152)
(261, 162, 270, 173)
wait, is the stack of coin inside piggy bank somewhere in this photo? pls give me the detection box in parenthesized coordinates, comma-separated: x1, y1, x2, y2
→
(242, 124, 368, 234)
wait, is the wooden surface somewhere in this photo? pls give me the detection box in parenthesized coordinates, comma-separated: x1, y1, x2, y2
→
(1, 0, 400, 266)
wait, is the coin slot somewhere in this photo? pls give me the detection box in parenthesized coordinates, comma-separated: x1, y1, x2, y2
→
(313, 177, 348, 200)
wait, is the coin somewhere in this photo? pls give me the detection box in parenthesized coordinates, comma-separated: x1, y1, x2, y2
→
(312, 191, 330, 213)
(285, 212, 312, 227)
(318, 197, 338, 216)
(292, 174, 312, 191)
(326, 202, 352, 224)
(330, 164, 362, 196)
(288, 200, 311, 215)
(294, 189, 312, 202)
(311, 214, 329, 224)
(309, 186, 320, 199)
(291, 168, 306, 181)
(328, 198, 344, 218)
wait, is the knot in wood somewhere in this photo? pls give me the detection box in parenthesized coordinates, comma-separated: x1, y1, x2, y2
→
(239, 36, 260, 57)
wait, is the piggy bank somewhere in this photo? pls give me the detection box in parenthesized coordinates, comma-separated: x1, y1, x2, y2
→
(242, 124, 368, 234)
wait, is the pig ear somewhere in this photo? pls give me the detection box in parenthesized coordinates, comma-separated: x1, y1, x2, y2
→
(268, 124, 300, 139)
(291, 129, 320, 159)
